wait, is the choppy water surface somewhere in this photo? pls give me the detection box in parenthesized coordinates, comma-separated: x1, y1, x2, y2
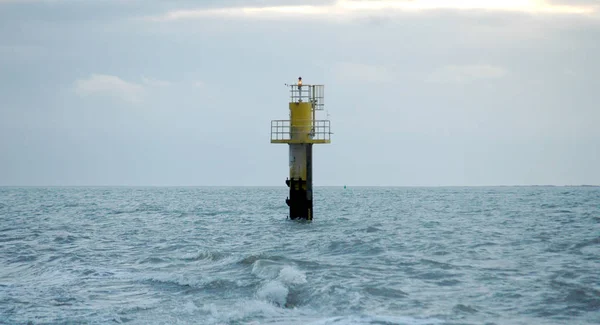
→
(1, 187, 599, 325)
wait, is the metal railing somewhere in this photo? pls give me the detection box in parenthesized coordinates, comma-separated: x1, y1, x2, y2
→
(312, 85, 324, 110)
(311, 120, 331, 141)
(271, 120, 291, 141)
(271, 120, 331, 142)
(289, 84, 324, 110)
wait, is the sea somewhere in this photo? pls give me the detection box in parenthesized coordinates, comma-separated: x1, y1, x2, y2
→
(0, 186, 598, 325)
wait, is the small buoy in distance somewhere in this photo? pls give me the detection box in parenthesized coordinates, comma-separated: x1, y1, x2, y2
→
(344, 185, 347, 189)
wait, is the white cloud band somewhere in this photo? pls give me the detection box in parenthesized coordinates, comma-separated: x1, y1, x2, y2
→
(149, 0, 597, 22)
(74, 74, 145, 104)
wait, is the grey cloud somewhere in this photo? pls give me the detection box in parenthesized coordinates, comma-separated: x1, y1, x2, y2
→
(0, 0, 336, 24)
(0, 1, 146, 23)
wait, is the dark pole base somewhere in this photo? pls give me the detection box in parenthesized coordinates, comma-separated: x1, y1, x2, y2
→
(285, 177, 313, 220)
(285, 144, 313, 221)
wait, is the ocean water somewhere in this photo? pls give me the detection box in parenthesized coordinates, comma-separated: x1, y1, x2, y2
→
(0, 186, 599, 325)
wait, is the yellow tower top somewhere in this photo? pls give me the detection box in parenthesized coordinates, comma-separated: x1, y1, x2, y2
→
(271, 77, 331, 144)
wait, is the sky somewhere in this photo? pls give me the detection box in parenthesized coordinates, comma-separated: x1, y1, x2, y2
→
(0, 0, 599, 186)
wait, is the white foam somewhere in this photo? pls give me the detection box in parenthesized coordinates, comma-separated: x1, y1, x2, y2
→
(200, 300, 288, 324)
(257, 280, 289, 306)
(180, 300, 198, 314)
(177, 250, 206, 260)
(135, 273, 204, 288)
(277, 265, 307, 285)
(251, 261, 307, 284)
(306, 314, 445, 325)
(251, 259, 284, 279)
(251, 263, 307, 307)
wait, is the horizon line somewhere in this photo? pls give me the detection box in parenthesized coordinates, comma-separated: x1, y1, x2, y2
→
(0, 184, 598, 188)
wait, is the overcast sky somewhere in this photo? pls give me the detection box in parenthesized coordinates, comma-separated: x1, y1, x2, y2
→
(0, 0, 599, 186)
